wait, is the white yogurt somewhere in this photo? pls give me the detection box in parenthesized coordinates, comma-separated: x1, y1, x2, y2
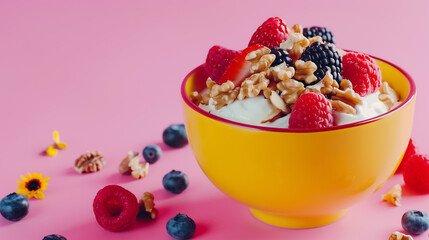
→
(199, 91, 399, 128)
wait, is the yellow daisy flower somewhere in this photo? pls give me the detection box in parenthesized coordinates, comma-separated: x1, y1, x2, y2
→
(16, 172, 50, 199)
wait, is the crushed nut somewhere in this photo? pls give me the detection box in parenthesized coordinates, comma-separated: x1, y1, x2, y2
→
(261, 108, 282, 124)
(245, 47, 270, 62)
(330, 100, 356, 114)
(389, 231, 413, 240)
(277, 79, 305, 104)
(201, 93, 210, 105)
(129, 156, 149, 179)
(238, 72, 269, 100)
(268, 62, 295, 82)
(291, 24, 303, 34)
(308, 36, 323, 45)
(382, 184, 402, 206)
(304, 72, 337, 95)
(245, 47, 275, 74)
(332, 87, 362, 107)
(74, 151, 106, 173)
(189, 91, 202, 106)
(294, 60, 318, 84)
(263, 81, 278, 99)
(269, 90, 288, 113)
(138, 192, 158, 220)
(207, 78, 239, 109)
(379, 81, 400, 110)
(119, 151, 138, 175)
(340, 79, 353, 91)
(280, 30, 310, 62)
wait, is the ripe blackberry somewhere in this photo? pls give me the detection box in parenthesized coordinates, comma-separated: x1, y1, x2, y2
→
(300, 42, 342, 85)
(303, 26, 335, 44)
(270, 47, 293, 67)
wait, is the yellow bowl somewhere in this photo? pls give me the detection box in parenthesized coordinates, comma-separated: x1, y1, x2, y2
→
(181, 58, 416, 228)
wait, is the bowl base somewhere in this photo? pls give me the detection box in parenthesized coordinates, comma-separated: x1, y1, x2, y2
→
(249, 208, 348, 228)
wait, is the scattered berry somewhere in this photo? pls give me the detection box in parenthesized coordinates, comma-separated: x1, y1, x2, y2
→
(163, 170, 189, 194)
(93, 185, 139, 232)
(289, 92, 333, 129)
(248, 17, 288, 49)
(218, 44, 264, 86)
(396, 139, 417, 173)
(163, 124, 188, 148)
(0, 193, 29, 221)
(166, 214, 196, 240)
(143, 145, 162, 164)
(42, 234, 67, 240)
(401, 210, 429, 235)
(300, 42, 342, 85)
(403, 154, 429, 193)
(270, 47, 293, 67)
(342, 52, 382, 96)
(204, 45, 239, 83)
(303, 26, 335, 44)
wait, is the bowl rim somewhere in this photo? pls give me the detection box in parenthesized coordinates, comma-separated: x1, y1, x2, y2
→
(181, 55, 416, 133)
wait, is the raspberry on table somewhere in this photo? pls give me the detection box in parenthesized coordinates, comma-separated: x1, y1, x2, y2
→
(403, 154, 429, 193)
(303, 26, 335, 44)
(92, 185, 139, 232)
(396, 139, 417, 173)
(270, 47, 293, 67)
(299, 42, 342, 85)
(401, 210, 429, 235)
(204, 45, 238, 83)
(342, 52, 382, 96)
(248, 17, 288, 49)
(289, 92, 333, 129)
(166, 213, 196, 240)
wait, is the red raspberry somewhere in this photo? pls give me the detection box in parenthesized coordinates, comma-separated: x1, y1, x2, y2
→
(403, 154, 429, 193)
(396, 139, 417, 173)
(342, 52, 382, 97)
(289, 92, 333, 129)
(204, 45, 238, 83)
(93, 185, 139, 232)
(248, 17, 288, 49)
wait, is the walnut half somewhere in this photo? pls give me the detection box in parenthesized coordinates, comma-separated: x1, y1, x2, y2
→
(74, 151, 106, 173)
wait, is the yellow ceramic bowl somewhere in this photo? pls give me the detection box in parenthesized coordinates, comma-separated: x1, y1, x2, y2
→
(181, 58, 416, 228)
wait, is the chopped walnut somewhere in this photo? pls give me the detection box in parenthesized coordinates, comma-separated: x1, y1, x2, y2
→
(291, 24, 303, 34)
(207, 78, 239, 109)
(119, 151, 138, 175)
(332, 87, 362, 107)
(280, 31, 310, 62)
(74, 151, 106, 173)
(238, 72, 269, 100)
(189, 91, 202, 106)
(340, 79, 353, 91)
(330, 100, 356, 114)
(389, 231, 413, 240)
(269, 90, 288, 113)
(305, 72, 337, 95)
(138, 192, 158, 220)
(379, 81, 400, 110)
(263, 81, 278, 99)
(382, 184, 402, 206)
(245, 47, 270, 62)
(201, 93, 210, 105)
(277, 79, 305, 104)
(294, 60, 318, 84)
(309, 36, 323, 45)
(245, 47, 274, 74)
(261, 108, 282, 124)
(268, 62, 295, 82)
(129, 156, 149, 179)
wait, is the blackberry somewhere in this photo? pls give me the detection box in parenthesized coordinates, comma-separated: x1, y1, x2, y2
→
(270, 47, 293, 67)
(300, 42, 342, 85)
(303, 26, 335, 44)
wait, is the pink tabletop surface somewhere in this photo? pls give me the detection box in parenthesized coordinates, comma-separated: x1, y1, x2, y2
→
(1, 1, 429, 239)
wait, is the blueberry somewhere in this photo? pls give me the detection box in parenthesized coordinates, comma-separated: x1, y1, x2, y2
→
(166, 214, 196, 239)
(163, 124, 188, 148)
(0, 193, 29, 221)
(42, 234, 67, 240)
(142, 145, 162, 164)
(163, 170, 189, 194)
(401, 210, 429, 235)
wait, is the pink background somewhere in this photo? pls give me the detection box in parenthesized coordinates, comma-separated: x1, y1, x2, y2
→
(1, 0, 429, 239)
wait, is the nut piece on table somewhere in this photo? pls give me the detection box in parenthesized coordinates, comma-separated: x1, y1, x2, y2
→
(382, 184, 402, 206)
(74, 151, 106, 173)
(138, 192, 158, 220)
(389, 231, 413, 240)
(129, 156, 149, 179)
(119, 151, 139, 175)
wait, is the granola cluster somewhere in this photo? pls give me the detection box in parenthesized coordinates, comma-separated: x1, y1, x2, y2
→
(190, 24, 401, 124)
